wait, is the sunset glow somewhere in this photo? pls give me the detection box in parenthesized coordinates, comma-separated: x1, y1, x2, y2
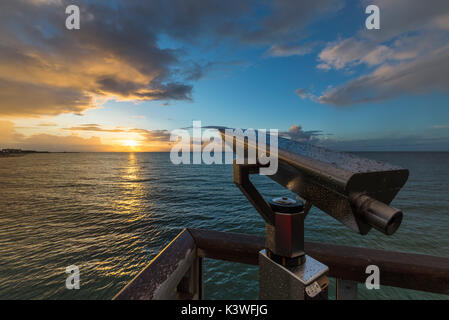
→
(123, 140, 138, 148)
(0, 1, 448, 152)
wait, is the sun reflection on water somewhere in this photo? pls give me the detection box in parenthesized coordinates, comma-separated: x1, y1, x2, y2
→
(113, 153, 148, 223)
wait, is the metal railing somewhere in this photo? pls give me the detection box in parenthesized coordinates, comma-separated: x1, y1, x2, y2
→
(113, 228, 449, 300)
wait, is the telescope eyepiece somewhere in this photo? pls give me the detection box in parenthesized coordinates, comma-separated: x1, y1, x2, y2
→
(350, 193, 403, 235)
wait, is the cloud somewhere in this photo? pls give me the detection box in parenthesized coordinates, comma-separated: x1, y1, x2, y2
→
(120, 0, 342, 46)
(318, 44, 449, 105)
(37, 122, 58, 127)
(266, 43, 315, 57)
(240, 0, 343, 44)
(295, 88, 308, 99)
(0, 78, 93, 117)
(0, 120, 24, 143)
(318, 38, 394, 70)
(277, 123, 449, 151)
(0, 1, 214, 117)
(63, 124, 126, 133)
(0, 121, 175, 151)
(281, 124, 323, 142)
(433, 124, 449, 129)
(317, 32, 446, 71)
(65, 124, 172, 142)
(320, 135, 449, 152)
(295, 88, 317, 101)
(94, 77, 192, 101)
(361, 0, 449, 41)
(0, 0, 347, 117)
(128, 128, 172, 143)
(18, 134, 112, 152)
(312, 0, 449, 106)
(0, 120, 113, 152)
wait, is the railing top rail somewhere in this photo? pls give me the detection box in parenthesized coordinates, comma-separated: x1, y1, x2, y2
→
(114, 228, 449, 299)
(189, 228, 449, 295)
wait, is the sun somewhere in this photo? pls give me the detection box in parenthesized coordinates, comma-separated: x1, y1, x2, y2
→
(124, 140, 138, 147)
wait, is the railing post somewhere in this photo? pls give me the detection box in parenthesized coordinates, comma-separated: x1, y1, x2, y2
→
(176, 255, 203, 300)
(197, 257, 204, 300)
(336, 279, 358, 300)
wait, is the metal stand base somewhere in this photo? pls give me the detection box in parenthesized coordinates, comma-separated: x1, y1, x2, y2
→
(259, 250, 329, 300)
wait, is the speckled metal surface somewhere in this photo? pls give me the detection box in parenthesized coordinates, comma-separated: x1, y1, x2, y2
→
(220, 129, 409, 234)
(259, 249, 328, 299)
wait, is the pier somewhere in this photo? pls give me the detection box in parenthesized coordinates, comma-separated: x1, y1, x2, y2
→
(114, 228, 449, 300)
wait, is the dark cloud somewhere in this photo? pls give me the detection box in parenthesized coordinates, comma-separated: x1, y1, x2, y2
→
(124, 0, 255, 42)
(182, 62, 205, 82)
(0, 0, 194, 116)
(1, 0, 253, 116)
(0, 1, 346, 117)
(95, 76, 193, 101)
(123, 0, 342, 45)
(95, 78, 144, 98)
(241, 0, 343, 44)
(141, 83, 193, 101)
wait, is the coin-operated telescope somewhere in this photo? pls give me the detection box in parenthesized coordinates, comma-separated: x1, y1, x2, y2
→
(219, 129, 409, 300)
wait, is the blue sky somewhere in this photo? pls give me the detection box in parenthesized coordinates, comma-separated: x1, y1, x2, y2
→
(1, 0, 449, 151)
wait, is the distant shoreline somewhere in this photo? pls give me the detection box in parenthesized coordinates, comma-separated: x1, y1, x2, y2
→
(1, 150, 448, 157)
(0, 153, 79, 158)
(0, 149, 80, 157)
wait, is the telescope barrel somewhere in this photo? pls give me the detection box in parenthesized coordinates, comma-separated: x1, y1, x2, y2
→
(350, 193, 403, 235)
(219, 129, 409, 235)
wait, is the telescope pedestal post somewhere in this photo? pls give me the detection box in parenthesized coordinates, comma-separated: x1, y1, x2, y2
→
(259, 197, 330, 300)
(259, 250, 329, 300)
(232, 163, 330, 300)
